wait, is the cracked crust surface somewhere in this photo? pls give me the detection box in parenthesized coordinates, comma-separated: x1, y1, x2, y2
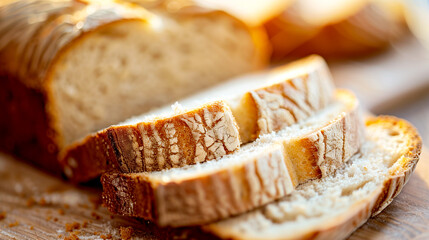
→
(234, 55, 335, 143)
(101, 90, 363, 227)
(204, 116, 421, 240)
(60, 100, 240, 182)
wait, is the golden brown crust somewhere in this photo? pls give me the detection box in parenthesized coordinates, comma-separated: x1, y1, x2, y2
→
(285, 91, 364, 183)
(234, 55, 335, 144)
(101, 91, 363, 227)
(366, 116, 422, 216)
(250, 55, 335, 140)
(61, 101, 240, 183)
(0, 74, 61, 173)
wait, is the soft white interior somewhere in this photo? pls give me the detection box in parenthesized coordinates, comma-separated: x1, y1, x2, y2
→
(145, 98, 345, 182)
(52, 12, 258, 147)
(209, 121, 410, 239)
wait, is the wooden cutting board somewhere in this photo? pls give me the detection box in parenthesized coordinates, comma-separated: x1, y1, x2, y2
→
(0, 147, 428, 240)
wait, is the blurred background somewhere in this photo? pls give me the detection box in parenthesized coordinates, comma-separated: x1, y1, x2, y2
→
(205, 0, 429, 146)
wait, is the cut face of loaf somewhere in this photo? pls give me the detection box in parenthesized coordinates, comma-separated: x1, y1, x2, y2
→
(0, 0, 267, 171)
(61, 101, 241, 181)
(204, 116, 422, 240)
(101, 90, 363, 227)
(49, 7, 267, 148)
(61, 55, 335, 182)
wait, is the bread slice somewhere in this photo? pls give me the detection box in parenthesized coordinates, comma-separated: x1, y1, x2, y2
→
(61, 100, 241, 182)
(204, 116, 421, 240)
(61, 55, 335, 182)
(0, 0, 267, 172)
(101, 90, 363, 227)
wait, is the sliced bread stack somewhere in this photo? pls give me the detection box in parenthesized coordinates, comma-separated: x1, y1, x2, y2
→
(101, 90, 363, 226)
(96, 54, 421, 238)
(63, 55, 367, 226)
(0, 0, 268, 172)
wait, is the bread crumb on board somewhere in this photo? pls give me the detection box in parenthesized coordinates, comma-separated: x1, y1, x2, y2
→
(120, 226, 134, 240)
(0, 212, 6, 220)
(39, 197, 47, 206)
(82, 220, 88, 228)
(8, 221, 19, 227)
(26, 197, 36, 207)
(65, 222, 80, 232)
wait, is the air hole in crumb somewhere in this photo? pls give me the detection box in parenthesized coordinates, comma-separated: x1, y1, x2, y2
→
(348, 172, 355, 178)
(388, 130, 399, 136)
(341, 180, 370, 197)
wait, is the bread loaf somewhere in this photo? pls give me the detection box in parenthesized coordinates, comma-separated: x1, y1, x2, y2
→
(61, 55, 334, 182)
(0, 0, 268, 172)
(204, 116, 421, 240)
(101, 90, 364, 227)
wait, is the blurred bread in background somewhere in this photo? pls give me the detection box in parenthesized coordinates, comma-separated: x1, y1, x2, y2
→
(265, 0, 407, 60)
(404, 0, 429, 50)
(124, 0, 293, 26)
